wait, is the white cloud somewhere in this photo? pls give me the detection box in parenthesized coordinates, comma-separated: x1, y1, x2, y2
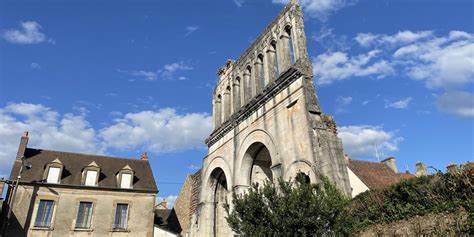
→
(157, 195, 178, 208)
(273, 0, 357, 21)
(118, 61, 193, 81)
(117, 69, 157, 81)
(3, 21, 51, 44)
(385, 97, 412, 109)
(320, 30, 474, 94)
(436, 91, 474, 118)
(393, 31, 474, 89)
(188, 164, 200, 170)
(0, 103, 213, 178)
(335, 96, 352, 113)
(338, 125, 403, 158)
(184, 26, 199, 37)
(130, 70, 158, 81)
(30, 62, 41, 70)
(312, 26, 349, 51)
(355, 31, 433, 47)
(0, 103, 103, 177)
(313, 50, 394, 85)
(233, 0, 245, 7)
(159, 61, 194, 80)
(99, 108, 212, 153)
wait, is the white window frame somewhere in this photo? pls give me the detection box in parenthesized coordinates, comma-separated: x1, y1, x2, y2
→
(84, 170, 98, 186)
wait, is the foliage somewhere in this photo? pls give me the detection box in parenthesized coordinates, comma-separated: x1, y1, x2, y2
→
(225, 165, 473, 235)
(226, 173, 350, 236)
(344, 164, 474, 234)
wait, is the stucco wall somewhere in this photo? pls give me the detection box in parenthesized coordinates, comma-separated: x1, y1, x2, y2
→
(6, 184, 155, 237)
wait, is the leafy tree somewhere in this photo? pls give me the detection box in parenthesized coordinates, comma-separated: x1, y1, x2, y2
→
(225, 173, 350, 236)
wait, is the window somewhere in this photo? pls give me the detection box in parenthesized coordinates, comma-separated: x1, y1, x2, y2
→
(113, 204, 129, 230)
(75, 202, 93, 229)
(46, 167, 61, 184)
(120, 173, 132, 189)
(34, 200, 55, 228)
(85, 170, 98, 186)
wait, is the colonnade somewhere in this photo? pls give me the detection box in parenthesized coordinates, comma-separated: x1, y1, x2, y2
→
(213, 25, 301, 128)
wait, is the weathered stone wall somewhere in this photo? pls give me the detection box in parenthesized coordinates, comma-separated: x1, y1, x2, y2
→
(356, 209, 470, 237)
(192, 1, 351, 236)
(173, 175, 193, 235)
(6, 184, 155, 237)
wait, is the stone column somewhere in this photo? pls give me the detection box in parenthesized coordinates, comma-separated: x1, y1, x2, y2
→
(223, 89, 231, 121)
(233, 80, 241, 110)
(266, 45, 277, 82)
(278, 33, 292, 73)
(270, 163, 282, 182)
(214, 98, 222, 127)
(243, 71, 251, 103)
(197, 202, 215, 237)
(254, 60, 263, 94)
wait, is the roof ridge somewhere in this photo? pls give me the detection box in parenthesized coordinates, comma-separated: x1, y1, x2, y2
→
(25, 147, 143, 162)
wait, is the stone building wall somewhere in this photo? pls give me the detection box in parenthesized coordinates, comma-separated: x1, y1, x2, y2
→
(192, 1, 351, 236)
(356, 209, 469, 237)
(6, 184, 156, 237)
(173, 175, 193, 235)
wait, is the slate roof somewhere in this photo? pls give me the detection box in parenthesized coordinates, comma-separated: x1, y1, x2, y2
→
(10, 148, 157, 192)
(155, 208, 181, 234)
(348, 159, 401, 189)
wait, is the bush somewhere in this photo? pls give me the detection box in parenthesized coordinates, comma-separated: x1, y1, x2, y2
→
(345, 164, 473, 233)
(226, 173, 350, 236)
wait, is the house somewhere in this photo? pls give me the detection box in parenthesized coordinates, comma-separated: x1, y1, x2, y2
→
(347, 156, 421, 197)
(1, 132, 158, 236)
(153, 200, 180, 237)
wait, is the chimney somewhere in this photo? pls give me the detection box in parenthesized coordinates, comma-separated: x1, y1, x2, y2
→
(381, 157, 398, 173)
(415, 162, 428, 176)
(140, 152, 148, 161)
(344, 154, 350, 164)
(0, 178, 4, 198)
(16, 131, 29, 160)
(447, 162, 458, 173)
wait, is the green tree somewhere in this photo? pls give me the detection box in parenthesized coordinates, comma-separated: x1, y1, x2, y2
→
(226, 173, 350, 236)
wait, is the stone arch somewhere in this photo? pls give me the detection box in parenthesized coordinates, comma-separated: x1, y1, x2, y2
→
(235, 129, 280, 187)
(283, 159, 317, 183)
(201, 156, 233, 203)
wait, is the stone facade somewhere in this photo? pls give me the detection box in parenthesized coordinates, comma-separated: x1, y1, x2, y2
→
(2, 132, 157, 237)
(7, 185, 155, 237)
(190, 1, 351, 236)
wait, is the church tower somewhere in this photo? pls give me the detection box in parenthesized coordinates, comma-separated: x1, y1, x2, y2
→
(193, 1, 351, 236)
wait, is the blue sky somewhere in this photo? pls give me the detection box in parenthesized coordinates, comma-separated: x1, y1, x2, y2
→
(1, 0, 473, 206)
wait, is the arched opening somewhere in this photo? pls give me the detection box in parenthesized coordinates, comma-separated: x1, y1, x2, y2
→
(271, 40, 279, 78)
(244, 142, 273, 186)
(285, 25, 295, 64)
(208, 167, 230, 236)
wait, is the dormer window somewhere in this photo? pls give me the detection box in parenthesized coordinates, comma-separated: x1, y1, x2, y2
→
(82, 161, 100, 187)
(44, 159, 63, 184)
(117, 165, 134, 189)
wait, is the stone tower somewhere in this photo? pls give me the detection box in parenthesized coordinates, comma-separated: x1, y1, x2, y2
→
(192, 1, 351, 236)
